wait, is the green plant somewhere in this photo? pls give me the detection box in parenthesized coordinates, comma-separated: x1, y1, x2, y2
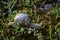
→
(55, 28, 60, 40)
(49, 25, 52, 40)
(50, 4, 59, 19)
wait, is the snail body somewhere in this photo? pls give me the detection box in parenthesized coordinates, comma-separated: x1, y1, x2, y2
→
(8, 13, 41, 30)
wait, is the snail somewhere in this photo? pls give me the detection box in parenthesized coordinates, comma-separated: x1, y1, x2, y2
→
(8, 13, 42, 30)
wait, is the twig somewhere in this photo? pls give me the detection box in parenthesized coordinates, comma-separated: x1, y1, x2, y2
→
(40, 0, 46, 7)
(2, 1, 8, 4)
(11, 0, 17, 10)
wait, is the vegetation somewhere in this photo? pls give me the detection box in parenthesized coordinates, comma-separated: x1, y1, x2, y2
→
(0, 0, 60, 40)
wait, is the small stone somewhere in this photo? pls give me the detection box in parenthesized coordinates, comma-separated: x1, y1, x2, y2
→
(44, 4, 52, 9)
(47, 11, 51, 15)
(58, 0, 60, 3)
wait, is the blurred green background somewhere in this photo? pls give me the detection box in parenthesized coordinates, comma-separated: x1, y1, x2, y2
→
(0, 0, 60, 40)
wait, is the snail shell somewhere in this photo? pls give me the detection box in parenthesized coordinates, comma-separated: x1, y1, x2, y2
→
(14, 13, 30, 25)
